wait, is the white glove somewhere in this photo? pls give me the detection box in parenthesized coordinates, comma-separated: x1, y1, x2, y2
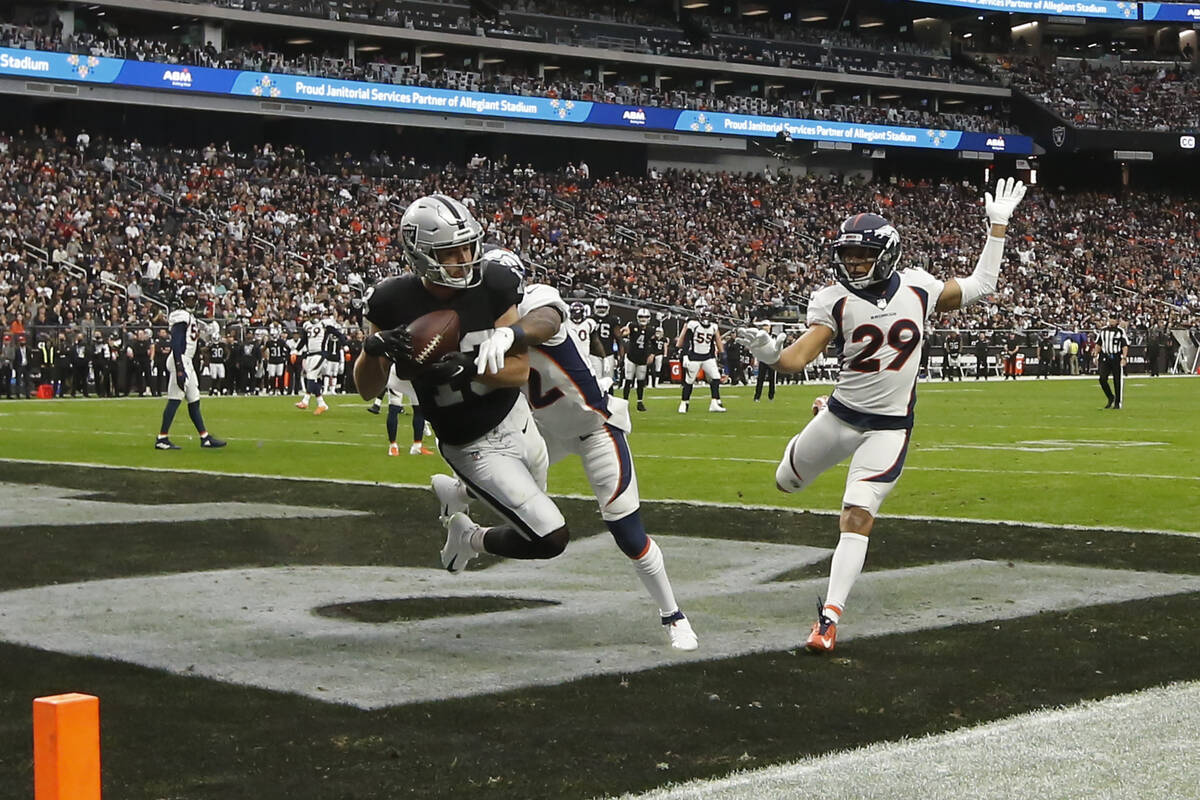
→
(474, 326, 516, 375)
(735, 327, 783, 365)
(984, 177, 1027, 227)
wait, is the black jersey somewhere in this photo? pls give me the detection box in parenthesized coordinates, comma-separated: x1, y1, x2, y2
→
(945, 337, 962, 356)
(208, 343, 226, 364)
(267, 338, 288, 364)
(321, 328, 343, 360)
(240, 342, 261, 364)
(626, 323, 653, 362)
(364, 267, 523, 446)
(593, 314, 621, 355)
(651, 334, 667, 357)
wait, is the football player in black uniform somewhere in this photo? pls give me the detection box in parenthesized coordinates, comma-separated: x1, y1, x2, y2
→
(266, 330, 288, 395)
(650, 326, 668, 387)
(589, 297, 622, 392)
(206, 337, 227, 395)
(943, 329, 963, 382)
(355, 194, 571, 570)
(621, 308, 654, 411)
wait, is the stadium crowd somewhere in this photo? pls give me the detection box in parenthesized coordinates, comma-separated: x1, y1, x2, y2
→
(998, 57, 1200, 132)
(1, 126, 1197, 398)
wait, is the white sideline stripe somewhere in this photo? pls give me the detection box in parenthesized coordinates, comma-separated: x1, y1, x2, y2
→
(633, 453, 1200, 483)
(612, 681, 1200, 800)
(0, 458, 1195, 538)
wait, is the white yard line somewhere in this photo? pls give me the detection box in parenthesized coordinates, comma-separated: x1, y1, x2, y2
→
(1, 458, 1195, 537)
(612, 681, 1200, 800)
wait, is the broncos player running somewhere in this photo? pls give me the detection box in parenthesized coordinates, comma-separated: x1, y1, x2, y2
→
(296, 304, 330, 415)
(736, 177, 1027, 654)
(621, 308, 654, 412)
(356, 194, 575, 570)
(677, 303, 726, 413)
(154, 286, 225, 450)
(463, 281, 699, 650)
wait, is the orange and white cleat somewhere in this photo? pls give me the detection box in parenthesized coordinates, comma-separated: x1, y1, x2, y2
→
(388, 443, 400, 457)
(314, 405, 328, 415)
(804, 601, 838, 654)
(295, 401, 308, 410)
(410, 443, 434, 455)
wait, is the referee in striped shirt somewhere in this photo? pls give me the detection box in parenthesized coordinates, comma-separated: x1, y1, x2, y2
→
(1095, 315, 1129, 409)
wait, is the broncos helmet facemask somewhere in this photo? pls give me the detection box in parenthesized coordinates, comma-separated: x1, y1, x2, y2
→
(400, 194, 485, 289)
(569, 302, 587, 324)
(831, 213, 902, 290)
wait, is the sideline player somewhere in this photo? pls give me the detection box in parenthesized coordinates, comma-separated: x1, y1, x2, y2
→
(355, 194, 572, 569)
(385, 367, 433, 456)
(621, 308, 654, 411)
(736, 177, 1027, 654)
(589, 297, 620, 389)
(943, 330, 964, 381)
(296, 304, 330, 414)
(467, 282, 698, 650)
(265, 326, 288, 394)
(154, 286, 226, 450)
(677, 303, 726, 413)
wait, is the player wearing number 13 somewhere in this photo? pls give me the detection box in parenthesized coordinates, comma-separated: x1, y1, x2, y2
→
(355, 194, 572, 565)
(735, 177, 1027, 654)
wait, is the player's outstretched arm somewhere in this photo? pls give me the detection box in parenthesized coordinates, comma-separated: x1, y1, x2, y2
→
(735, 325, 832, 374)
(937, 177, 1027, 312)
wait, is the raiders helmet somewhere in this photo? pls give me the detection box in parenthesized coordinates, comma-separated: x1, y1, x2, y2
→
(593, 298, 610, 317)
(569, 302, 588, 324)
(636, 308, 652, 326)
(832, 212, 902, 290)
(400, 194, 485, 289)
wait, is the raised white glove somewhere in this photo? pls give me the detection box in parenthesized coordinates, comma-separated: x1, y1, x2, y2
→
(735, 327, 783, 365)
(984, 177, 1027, 227)
(474, 326, 516, 375)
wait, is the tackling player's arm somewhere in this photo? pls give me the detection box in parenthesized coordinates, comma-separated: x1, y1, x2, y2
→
(354, 321, 390, 399)
(936, 178, 1026, 312)
(474, 305, 529, 388)
(714, 327, 725, 356)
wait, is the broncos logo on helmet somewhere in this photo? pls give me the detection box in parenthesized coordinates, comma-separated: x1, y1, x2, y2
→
(569, 302, 588, 324)
(831, 212, 902, 290)
(178, 286, 199, 310)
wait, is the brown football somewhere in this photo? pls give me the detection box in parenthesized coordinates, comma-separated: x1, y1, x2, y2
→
(406, 309, 461, 370)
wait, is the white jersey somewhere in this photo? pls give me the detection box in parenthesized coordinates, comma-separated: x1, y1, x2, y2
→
(167, 309, 203, 360)
(303, 319, 325, 355)
(519, 284, 631, 437)
(807, 268, 945, 426)
(685, 320, 720, 358)
(565, 319, 592, 353)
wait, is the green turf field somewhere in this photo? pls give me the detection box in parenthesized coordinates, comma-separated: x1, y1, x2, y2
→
(2, 377, 1197, 531)
(1, 377, 1198, 800)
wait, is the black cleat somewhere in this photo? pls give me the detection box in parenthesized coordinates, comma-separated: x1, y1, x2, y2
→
(636, 401, 647, 412)
(366, 405, 381, 415)
(200, 435, 227, 448)
(154, 437, 181, 450)
(1104, 400, 1114, 409)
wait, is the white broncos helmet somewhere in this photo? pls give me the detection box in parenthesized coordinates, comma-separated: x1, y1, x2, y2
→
(400, 194, 485, 288)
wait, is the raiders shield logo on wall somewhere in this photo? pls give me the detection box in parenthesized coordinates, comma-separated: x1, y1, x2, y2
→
(1052, 126, 1067, 148)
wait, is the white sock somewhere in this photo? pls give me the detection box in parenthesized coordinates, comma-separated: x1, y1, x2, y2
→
(823, 532, 870, 623)
(317, 397, 328, 409)
(469, 523, 488, 554)
(632, 538, 679, 616)
(301, 393, 310, 404)
(372, 398, 382, 408)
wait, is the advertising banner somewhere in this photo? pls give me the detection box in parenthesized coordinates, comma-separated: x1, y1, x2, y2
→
(0, 47, 1033, 154)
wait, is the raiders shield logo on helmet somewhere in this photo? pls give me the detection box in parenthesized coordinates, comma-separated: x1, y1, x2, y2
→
(1052, 126, 1067, 148)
